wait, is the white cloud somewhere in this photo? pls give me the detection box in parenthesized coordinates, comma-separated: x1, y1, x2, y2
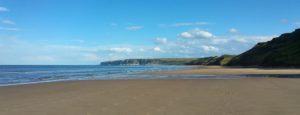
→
(0, 27, 19, 31)
(2, 20, 16, 25)
(229, 28, 238, 33)
(0, 7, 8, 12)
(179, 28, 214, 39)
(201, 45, 219, 52)
(179, 32, 193, 38)
(126, 26, 143, 31)
(155, 37, 168, 45)
(153, 46, 164, 52)
(109, 47, 132, 53)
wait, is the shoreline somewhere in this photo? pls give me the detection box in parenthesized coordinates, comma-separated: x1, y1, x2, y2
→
(1, 66, 300, 114)
(144, 66, 300, 76)
(2, 65, 300, 87)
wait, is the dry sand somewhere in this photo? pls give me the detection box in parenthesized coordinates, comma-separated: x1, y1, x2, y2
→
(1, 78, 300, 115)
(144, 66, 300, 75)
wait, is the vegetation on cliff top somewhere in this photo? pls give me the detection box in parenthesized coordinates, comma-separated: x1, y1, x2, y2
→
(100, 55, 235, 66)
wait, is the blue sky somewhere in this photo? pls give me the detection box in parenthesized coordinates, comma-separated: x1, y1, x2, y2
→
(0, 0, 299, 65)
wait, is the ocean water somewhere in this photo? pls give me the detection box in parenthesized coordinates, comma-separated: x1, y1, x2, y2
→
(0, 65, 195, 86)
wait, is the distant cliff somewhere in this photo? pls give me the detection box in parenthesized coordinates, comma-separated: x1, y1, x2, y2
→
(228, 29, 300, 67)
(100, 55, 235, 66)
(100, 58, 198, 65)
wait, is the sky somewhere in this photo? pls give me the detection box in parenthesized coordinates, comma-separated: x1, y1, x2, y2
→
(0, 0, 299, 65)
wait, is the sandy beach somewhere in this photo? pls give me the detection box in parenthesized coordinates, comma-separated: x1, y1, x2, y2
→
(144, 66, 300, 75)
(1, 78, 300, 115)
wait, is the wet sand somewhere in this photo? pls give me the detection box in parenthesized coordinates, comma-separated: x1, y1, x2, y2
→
(144, 66, 300, 76)
(0, 78, 300, 115)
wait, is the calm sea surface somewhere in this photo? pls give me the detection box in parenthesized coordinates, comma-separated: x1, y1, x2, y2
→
(0, 65, 248, 86)
(0, 65, 195, 86)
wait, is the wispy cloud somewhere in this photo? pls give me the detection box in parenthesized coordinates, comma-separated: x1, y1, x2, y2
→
(2, 20, 16, 25)
(126, 26, 143, 31)
(0, 27, 20, 31)
(0, 6, 8, 12)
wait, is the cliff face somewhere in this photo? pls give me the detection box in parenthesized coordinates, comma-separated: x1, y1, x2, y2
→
(228, 29, 300, 67)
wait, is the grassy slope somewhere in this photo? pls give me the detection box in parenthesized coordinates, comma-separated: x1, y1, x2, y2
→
(100, 55, 235, 65)
(186, 55, 235, 65)
(228, 29, 300, 67)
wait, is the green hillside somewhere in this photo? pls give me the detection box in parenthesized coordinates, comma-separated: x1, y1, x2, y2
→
(186, 55, 235, 65)
(228, 29, 300, 67)
(100, 55, 235, 66)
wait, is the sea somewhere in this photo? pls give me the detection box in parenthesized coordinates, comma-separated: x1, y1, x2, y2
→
(0, 65, 244, 86)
